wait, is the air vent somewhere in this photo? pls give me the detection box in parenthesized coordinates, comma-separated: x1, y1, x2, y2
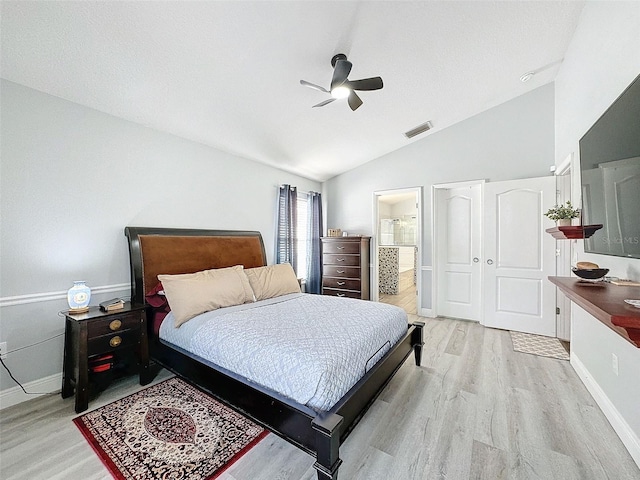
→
(404, 121, 433, 139)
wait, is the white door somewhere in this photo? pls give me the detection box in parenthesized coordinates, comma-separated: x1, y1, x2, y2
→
(483, 177, 557, 336)
(436, 185, 482, 320)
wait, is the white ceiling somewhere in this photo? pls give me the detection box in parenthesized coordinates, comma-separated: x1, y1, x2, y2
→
(1, 1, 584, 182)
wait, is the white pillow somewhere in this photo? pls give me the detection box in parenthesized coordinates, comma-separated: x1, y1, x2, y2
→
(158, 265, 254, 327)
(244, 263, 301, 301)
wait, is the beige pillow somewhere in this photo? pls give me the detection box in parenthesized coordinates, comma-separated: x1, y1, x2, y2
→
(245, 263, 301, 301)
(158, 265, 254, 327)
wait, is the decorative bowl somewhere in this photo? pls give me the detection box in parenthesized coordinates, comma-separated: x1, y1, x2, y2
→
(624, 299, 640, 309)
(571, 267, 609, 280)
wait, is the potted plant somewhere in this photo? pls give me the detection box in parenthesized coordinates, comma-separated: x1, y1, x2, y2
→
(544, 200, 580, 226)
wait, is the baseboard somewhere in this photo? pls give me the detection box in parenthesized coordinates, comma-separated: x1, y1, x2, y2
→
(571, 353, 640, 468)
(0, 372, 62, 410)
(420, 308, 435, 318)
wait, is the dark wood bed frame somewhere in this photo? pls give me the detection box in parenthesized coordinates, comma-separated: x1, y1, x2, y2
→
(125, 226, 424, 480)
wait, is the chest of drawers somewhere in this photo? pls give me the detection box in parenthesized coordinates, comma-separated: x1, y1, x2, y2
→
(321, 236, 370, 299)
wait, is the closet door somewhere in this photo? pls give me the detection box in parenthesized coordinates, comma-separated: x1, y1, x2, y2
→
(482, 176, 556, 336)
(436, 184, 482, 321)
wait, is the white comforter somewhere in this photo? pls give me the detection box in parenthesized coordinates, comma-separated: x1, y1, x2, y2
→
(159, 293, 408, 411)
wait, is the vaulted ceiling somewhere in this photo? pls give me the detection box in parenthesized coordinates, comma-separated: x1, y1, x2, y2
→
(1, 1, 585, 181)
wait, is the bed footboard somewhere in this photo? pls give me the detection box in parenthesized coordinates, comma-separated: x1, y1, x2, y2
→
(312, 414, 343, 480)
(413, 320, 425, 366)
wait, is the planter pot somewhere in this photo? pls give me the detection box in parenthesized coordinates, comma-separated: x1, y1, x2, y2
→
(557, 219, 572, 227)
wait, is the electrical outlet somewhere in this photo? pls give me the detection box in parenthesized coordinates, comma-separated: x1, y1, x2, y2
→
(612, 353, 619, 376)
(0, 342, 7, 359)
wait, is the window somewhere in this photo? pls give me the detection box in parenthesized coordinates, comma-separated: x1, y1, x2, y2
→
(296, 192, 308, 280)
(276, 184, 322, 293)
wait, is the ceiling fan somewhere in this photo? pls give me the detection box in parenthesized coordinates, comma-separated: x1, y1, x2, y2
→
(300, 53, 383, 111)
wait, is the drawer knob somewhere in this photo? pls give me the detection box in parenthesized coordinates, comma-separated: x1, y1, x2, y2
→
(337, 293, 346, 297)
(337, 246, 345, 250)
(109, 336, 122, 348)
(337, 270, 345, 274)
(337, 281, 346, 286)
(109, 319, 122, 331)
(336, 258, 345, 262)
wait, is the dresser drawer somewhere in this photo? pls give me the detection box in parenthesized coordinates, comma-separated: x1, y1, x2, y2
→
(322, 241, 362, 254)
(87, 313, 142, 337)
(322, 288, 362, 299)
(322, 277, 361, 290)
(88, 329, 140, 355)
(323, 254, 361, 266)
(323, 265, 361, 278)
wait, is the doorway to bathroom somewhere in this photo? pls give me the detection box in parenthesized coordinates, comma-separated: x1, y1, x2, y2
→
(373, 188, 422, 316)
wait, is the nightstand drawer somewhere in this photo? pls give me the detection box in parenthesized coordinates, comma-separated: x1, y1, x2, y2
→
(322, 242, 361, 254)
(87, 313, 141, 337)
(323, 277, 361, 291)
(322, 288, 362, 299)
(323, 265, 360, 278)
(88, 329, 140, 355)
(323, 254, 361, 266)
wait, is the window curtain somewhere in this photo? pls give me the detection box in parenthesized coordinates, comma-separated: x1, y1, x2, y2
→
(276, 184, 298, 273)
(305, 191, 323, 294)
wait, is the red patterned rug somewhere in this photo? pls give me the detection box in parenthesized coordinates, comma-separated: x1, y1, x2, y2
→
(73, 377, 268, 480)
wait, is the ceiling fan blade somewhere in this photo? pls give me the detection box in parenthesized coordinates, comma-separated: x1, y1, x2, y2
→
(348, 91, 363, 111)
(331, 59, 352, 90)
(300, 80, 329, 93)
(313, 98, 336, 108)
(345, 77, 384, 91)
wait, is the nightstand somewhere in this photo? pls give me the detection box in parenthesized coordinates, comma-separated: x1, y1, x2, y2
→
(61, 302, 150, 413)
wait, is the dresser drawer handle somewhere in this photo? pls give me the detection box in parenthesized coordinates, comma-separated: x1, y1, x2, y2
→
(336, 258, 345, 262)
(337, 270, 345, 274)
(337, 246, 345, 250)
(337, 293, 346, 297)
(109, 319, 122, 331)
(337, 281, 346, 286)
(109, 336, 122, 348)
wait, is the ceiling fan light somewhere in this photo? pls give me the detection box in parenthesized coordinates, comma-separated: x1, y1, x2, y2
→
(331, 86, 350, 99)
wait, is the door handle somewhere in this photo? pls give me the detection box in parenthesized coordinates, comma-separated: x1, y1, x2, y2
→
(473, 257, 479, 263)
(487, 259, 494, 265)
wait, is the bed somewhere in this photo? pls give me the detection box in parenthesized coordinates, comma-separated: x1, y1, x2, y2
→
(124, 226, 424, 480)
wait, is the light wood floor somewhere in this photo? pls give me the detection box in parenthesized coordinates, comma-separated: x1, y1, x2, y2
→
(380, 269, 416, 314)
(1, 317, 639, 480)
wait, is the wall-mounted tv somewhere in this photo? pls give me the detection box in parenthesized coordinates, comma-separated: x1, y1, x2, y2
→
(579, 73, 640, 259)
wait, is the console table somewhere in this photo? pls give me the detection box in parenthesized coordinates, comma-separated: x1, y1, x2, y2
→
(548, 276, 640, 347)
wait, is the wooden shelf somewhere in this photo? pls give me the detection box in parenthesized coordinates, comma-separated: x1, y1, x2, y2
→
(549, 276, 640, 347)
(545, 224, 603, 240)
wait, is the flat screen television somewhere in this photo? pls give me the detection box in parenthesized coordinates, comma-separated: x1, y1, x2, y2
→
(579, 73, 640, 259)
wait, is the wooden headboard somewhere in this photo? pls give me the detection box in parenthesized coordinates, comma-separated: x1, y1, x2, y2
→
(124, 227, 267, 304)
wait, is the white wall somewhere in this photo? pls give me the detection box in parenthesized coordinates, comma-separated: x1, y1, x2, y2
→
(324, 83, 555, 312)
(0, 80, 320, 396)
(390, 198, 417, 219)
(553, 1, 640, 465)
(555, 1, 640, 282)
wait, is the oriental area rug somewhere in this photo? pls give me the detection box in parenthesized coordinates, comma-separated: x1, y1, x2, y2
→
(510, 331, 570, 361)
(73, 377, 268, 480)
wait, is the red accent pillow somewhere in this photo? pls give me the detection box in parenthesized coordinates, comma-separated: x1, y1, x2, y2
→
(145, 282, 170, 336)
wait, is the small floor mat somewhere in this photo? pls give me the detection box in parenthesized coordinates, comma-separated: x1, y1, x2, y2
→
(73, 377, 268, 480)
(510, 331, 570, 360)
